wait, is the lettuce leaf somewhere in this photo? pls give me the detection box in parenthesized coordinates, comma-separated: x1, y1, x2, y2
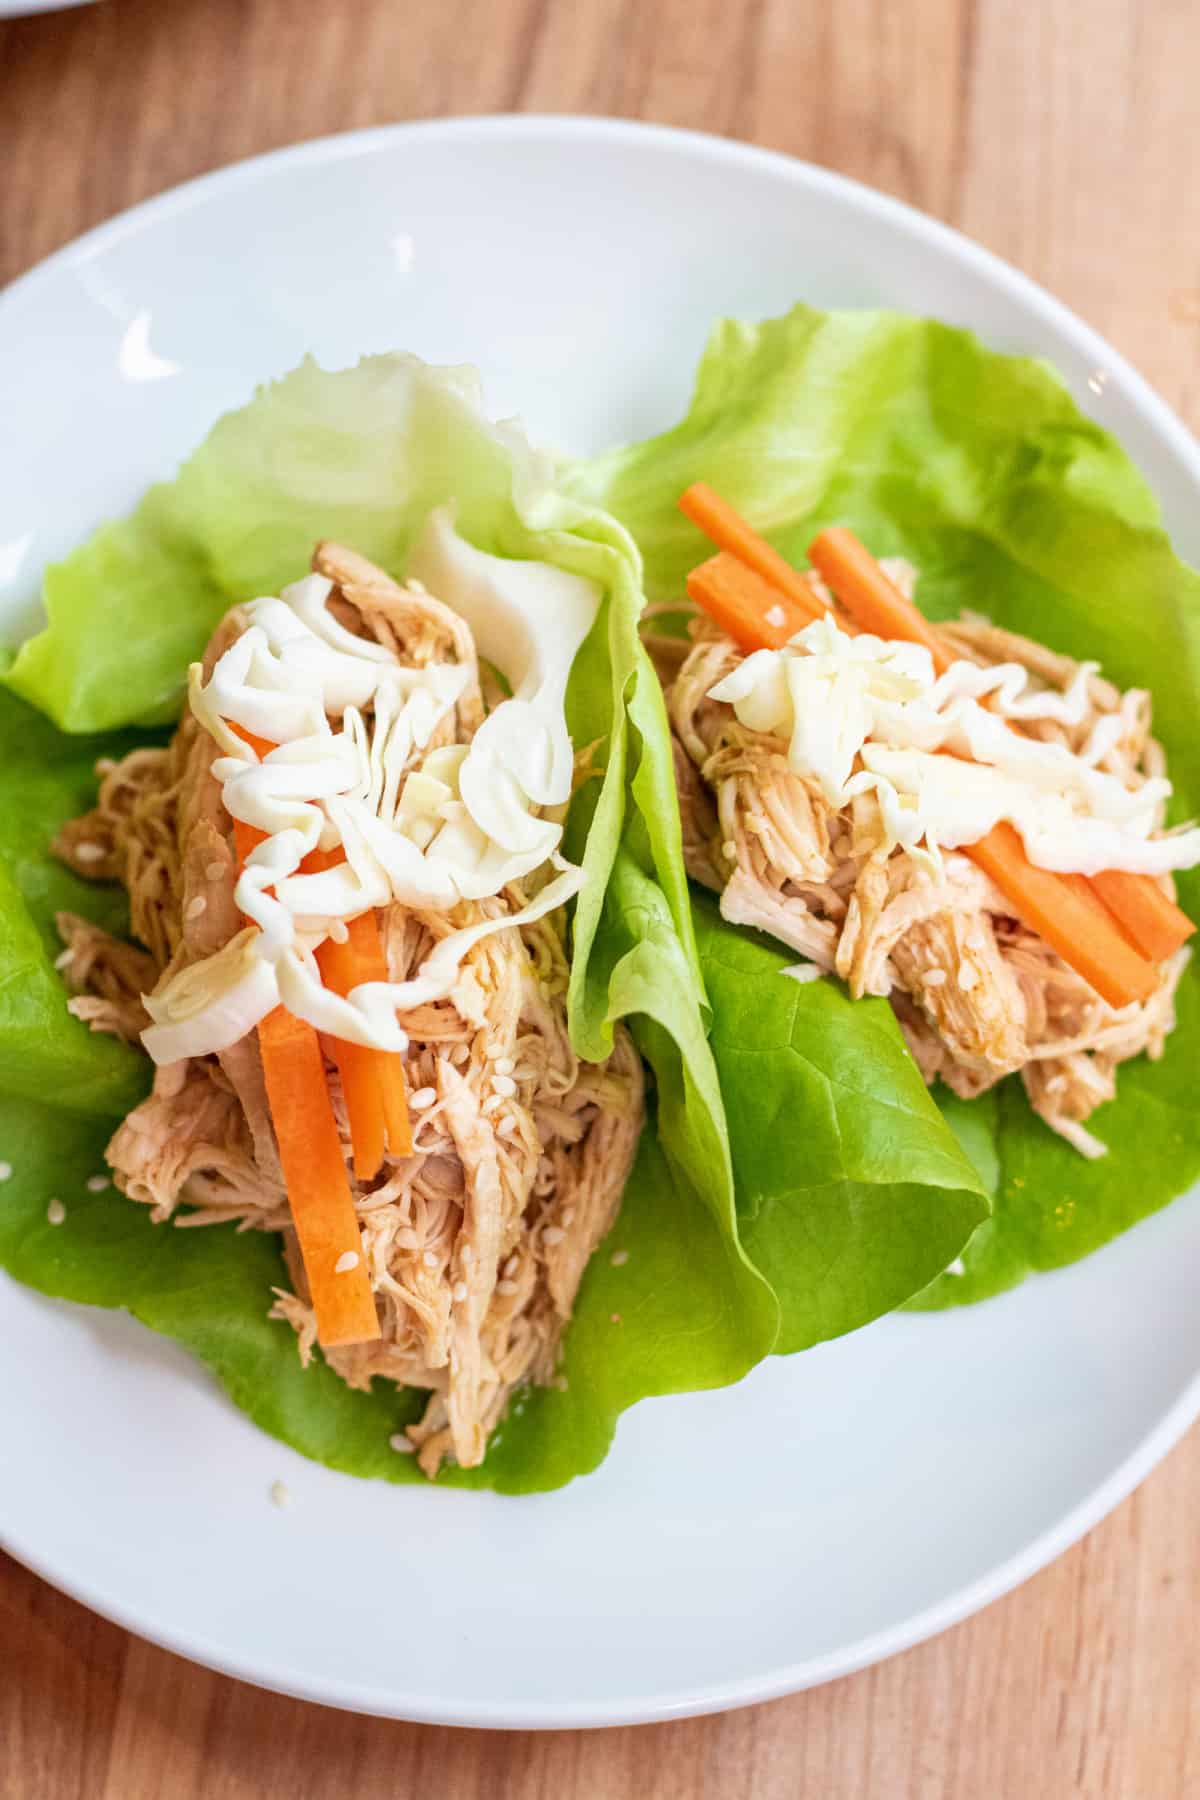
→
(572, 303, 1200, 1303)
(0, 693, 153, 1117)
(0, 357, 777, 1488)
(0, 348, 987, 1490)
(0, 1076, 770, 1493)
(691, 899, 985, 1347)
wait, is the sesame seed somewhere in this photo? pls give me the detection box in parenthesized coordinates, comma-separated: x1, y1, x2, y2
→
(957, 963, 980, 992)
(450, 1042, 469, 1064)
(73, 842, 105, 864)
(388, 1433, 415, 1454)
(503, 1253, 520, 1278)
(0, 1162, 13, 1182)
(408, 1086, 437, 1110)
(491, 1074, 517, 1098)
(452, 1279, 468, 1302)
(184, 895, 208, 921)
(561, 1208, 575, 1227)
(47, 1198, 66, 1226)
(204, 860, 225, 882)
(610, 1249, 629, 1267)
(269, 1480, 291, 1508)
(406, 578, 428, 595)
(496, 1279, 518, 1296)
(85, 1174, 109, 1193)
(422, 1250, 439, 1270)
(494, 1056, 515, 1076)
(923, 969, 947, 989)
(764, 604, 787, 629)
(542, 1225, 565, 1246)
(482, 1094, 503, 1116)
(334, 1250, 359, 1274)
(722, 840, 738, 860)
(498, 1118, 518, 1138)
(54, 948, 74, 970)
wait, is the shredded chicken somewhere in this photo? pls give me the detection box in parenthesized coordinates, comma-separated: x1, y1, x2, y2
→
(55, 911, 158, 1044)
(57, 546, 643, 1476)
(668, 607, 1188, 1152)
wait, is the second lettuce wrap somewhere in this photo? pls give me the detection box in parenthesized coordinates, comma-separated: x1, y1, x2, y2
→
(570, 303, 1200, 1308)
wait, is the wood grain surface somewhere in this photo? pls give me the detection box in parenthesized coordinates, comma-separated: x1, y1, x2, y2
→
(2, 1, 1199, 1794)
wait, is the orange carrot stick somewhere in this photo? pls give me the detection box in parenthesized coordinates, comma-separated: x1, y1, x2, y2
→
(680, 482, 827, 618)
(233, 815, 267, 864)
(316, 916, 414, 1172)
(1089, 869, 1195, 963)
(808, 527, 953, 674)
(229, 813, 378, 1346)
(256, 1003, 381, 1348)
(807, 526, 1195, 961)
(687, 550, 822, 651)
(679, 516, 1161, 1008)
(304, 844, 413, 1166)
(230, 733, 413, 1175)
(970, 825, 1158, 1008)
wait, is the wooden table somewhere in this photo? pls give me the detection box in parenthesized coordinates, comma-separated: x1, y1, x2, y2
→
(3, 1, 1199, 1794)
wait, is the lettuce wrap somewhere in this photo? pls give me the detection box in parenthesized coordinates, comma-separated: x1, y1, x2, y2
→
(0, 349, 988, 1491)
(571, 303, 1200, 1309)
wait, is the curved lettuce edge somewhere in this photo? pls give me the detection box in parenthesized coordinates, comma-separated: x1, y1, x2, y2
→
(0, 351, 985, 1491)
(570, 302, 1200, 1305)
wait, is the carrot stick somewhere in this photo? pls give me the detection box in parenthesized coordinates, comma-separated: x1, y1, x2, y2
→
(680, 482, 828, 617)
(233, 815, 267, 864)
(229, 730, 413, 1174)
(1089, 869, 1195, 962)
(229, 815, 378, 1346)
(256, 1004, 381, 1348)
(313, 1000, 386, 1180)
(970, 826, 1158, 1008)
(304, 844, 413, 1167)
(230, 726, 277, 762)
(808, 526, 1195, 961)
(316, 915, 413, 1172)
(679, 514, 1162, 1007)
(687, 551, 822, 650)
(808, 527, 953, 674)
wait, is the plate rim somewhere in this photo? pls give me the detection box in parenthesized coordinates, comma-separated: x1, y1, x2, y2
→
(3, 111, 1200, 1729)
(6, 1335, 1200, 1729)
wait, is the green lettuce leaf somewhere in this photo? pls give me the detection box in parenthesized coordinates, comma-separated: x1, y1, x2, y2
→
(0, 359, 776, 1490)
(0, 346, 989, 1490)
(692, 899, 986, 1348)
(0, 691, 152, 1116)
(0, 1080, 769, 1494)
(572, 303, 1200, 1304)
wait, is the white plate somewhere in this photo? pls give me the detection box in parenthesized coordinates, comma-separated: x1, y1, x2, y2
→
(0, 2, 96, 16)
(2, 117, 1199, 1729)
